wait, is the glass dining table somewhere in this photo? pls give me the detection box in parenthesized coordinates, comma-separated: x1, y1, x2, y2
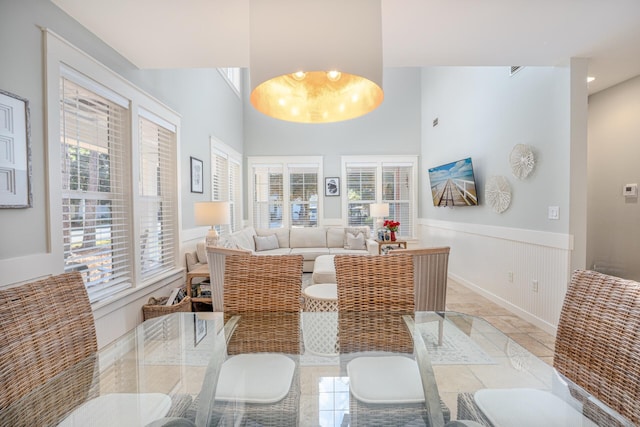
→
(0, 311, 632, 427)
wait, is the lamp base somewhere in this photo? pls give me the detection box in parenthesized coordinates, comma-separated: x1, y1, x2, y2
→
(205, 228, 220, 247)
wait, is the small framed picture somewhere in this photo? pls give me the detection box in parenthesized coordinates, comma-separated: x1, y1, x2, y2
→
(190, 156, 203, 193)
(194, 316, 207, 346)
(325, 177, 340, 197)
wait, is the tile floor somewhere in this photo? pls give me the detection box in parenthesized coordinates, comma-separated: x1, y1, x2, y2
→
(445, 278, 556, 366)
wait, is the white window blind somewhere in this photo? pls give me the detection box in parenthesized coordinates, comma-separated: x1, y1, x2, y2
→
(346, 165, 377, 228)
(138, 115, 177, 279)
(252, 165, 284, 229)
(289, 166, 318, 228)
(343, 157, 417, 238)
(60, 77, 132, 303)
(382, 164, 413, 238)
(229, 158, 242, 232)
(211, 142, 242, 234)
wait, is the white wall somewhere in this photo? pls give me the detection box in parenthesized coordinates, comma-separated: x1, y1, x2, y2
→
(587, 75, 640, 281)
(420, 66, 587, 333)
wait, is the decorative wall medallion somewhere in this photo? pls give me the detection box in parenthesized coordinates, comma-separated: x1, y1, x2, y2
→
(509, 144, 535, 179)
(485, 176, 511, 213)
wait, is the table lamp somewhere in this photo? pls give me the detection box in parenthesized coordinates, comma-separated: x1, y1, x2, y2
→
(370, 202, 389, 231)
(194, 201, 230, 246)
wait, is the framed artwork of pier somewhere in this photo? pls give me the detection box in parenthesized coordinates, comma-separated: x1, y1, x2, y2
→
(427, 157, 479, 207)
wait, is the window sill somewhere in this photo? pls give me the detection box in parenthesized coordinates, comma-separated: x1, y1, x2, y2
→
(91, 268, 185, 321)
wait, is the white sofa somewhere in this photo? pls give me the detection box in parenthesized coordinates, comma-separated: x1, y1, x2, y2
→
(221, 226, 378, 272)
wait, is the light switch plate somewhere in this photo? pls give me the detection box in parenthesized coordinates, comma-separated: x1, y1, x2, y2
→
(623, 183, 638, 197)
(548, 206, 559, 220)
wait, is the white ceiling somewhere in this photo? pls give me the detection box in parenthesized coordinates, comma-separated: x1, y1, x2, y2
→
(52, 0, 640, 94)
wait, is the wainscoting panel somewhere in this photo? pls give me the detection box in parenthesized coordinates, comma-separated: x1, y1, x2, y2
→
(420, 219, 573, 335)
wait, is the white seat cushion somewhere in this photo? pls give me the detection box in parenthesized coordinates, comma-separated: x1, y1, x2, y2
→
(58, 393, 171, 427)
(347, 356, 424, 404)
(312, 254, 336, 284)
(216, 354, 295, 403)
(474, 388, 597, 427)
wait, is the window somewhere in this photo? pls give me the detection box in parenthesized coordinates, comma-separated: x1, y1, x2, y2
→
(138, 111, 177, 278)
(60, 76, 132, 302)
(342, 156, 417, 238)
(218, 68, 241, 95)
(211, 138, 242, 234)
(248, 157, 323, 229)
(52, 51, 180, 304)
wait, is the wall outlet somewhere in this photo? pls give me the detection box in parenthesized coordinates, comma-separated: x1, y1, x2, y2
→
(508, 271, 514, 283)
(532, 280, 539, 292)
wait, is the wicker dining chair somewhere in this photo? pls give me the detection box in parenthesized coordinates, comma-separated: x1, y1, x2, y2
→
(203, 253, 304, 427)
(334, 254, 451, 426)
(0, 272, 97, 425)
(457, 269, 640, 426)
(0, 272, 192, 426)
(392, 246, 451, 345)
(206, 245, 252, 311)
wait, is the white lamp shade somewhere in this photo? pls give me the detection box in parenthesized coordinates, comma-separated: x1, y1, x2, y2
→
(370, 203, 389, 218)
(249, 0, 383, 123)
(194, 201, 231, 226)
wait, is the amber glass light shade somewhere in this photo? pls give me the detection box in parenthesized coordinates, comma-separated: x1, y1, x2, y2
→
(250, 71, 383, 123)
(250, 0, 383, 124)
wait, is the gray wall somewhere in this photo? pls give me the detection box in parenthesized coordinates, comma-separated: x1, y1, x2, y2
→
(243, 67, 422, 219)
(420, 66, 572, 233)
(0, 0, 243, 261)
(587, 75, 640, 280)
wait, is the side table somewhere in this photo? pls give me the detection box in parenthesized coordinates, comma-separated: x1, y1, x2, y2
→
(376, 239, 408, 254)
(186, 264, 211, 304)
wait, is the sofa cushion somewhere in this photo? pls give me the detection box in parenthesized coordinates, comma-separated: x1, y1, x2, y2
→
(254, 234, 280, 252)
(196, 242, 208, 264)
(256, 228, 290, 248)
(290, 247, 330, 261)
(327, 227, 346, 248)
(329, 248, 369, 255)
(253, 248, 292, 256)
(228, 226, 257, 251)
(290, 228, 327, 248)
(345, 232, 366, 250)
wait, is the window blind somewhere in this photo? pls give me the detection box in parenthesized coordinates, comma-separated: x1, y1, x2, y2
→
(252, 165, 284, 229)
(211, 145, 242, 234)
(382, 164, 413, 237)
(288, 166, 318, 228)
(60, 77, 132, 303)
(346, 165, 376, 228)
(138, 115, 177, 279)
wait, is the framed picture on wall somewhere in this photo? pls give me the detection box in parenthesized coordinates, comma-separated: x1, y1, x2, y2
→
(0, 89, 32, 208)
(325, 177, 340, 197)
(190, 156, 203, 193)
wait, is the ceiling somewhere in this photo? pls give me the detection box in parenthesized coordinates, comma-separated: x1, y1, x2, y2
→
(52, 0, 640, 94)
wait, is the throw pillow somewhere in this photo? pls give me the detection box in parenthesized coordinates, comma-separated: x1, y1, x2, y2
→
(345, 232, 366, 250)
(343, 227, 367, 248)
(254, 234, 279, 252)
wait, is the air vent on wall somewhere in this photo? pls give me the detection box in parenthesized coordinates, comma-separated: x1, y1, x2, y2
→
(433, 117, 439, 127)
(510, 66, 523, 76)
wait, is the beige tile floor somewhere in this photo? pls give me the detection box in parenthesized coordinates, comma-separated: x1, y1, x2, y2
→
(445, 278, 556, 366)
(439, 278, 558, 421)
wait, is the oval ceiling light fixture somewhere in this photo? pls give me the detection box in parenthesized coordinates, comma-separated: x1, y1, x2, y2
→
(249, 0, 384, 124)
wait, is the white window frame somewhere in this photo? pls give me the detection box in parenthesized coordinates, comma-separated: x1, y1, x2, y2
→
(341, 155, 418, 239)
(247, 156, 323, 229)
(44, 30, 181, 306)
(210, 137, 243, 234)
(217, 68, 241, 97)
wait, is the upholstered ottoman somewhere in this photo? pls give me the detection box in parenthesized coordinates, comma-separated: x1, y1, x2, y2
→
(311, 255, 336, 284)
